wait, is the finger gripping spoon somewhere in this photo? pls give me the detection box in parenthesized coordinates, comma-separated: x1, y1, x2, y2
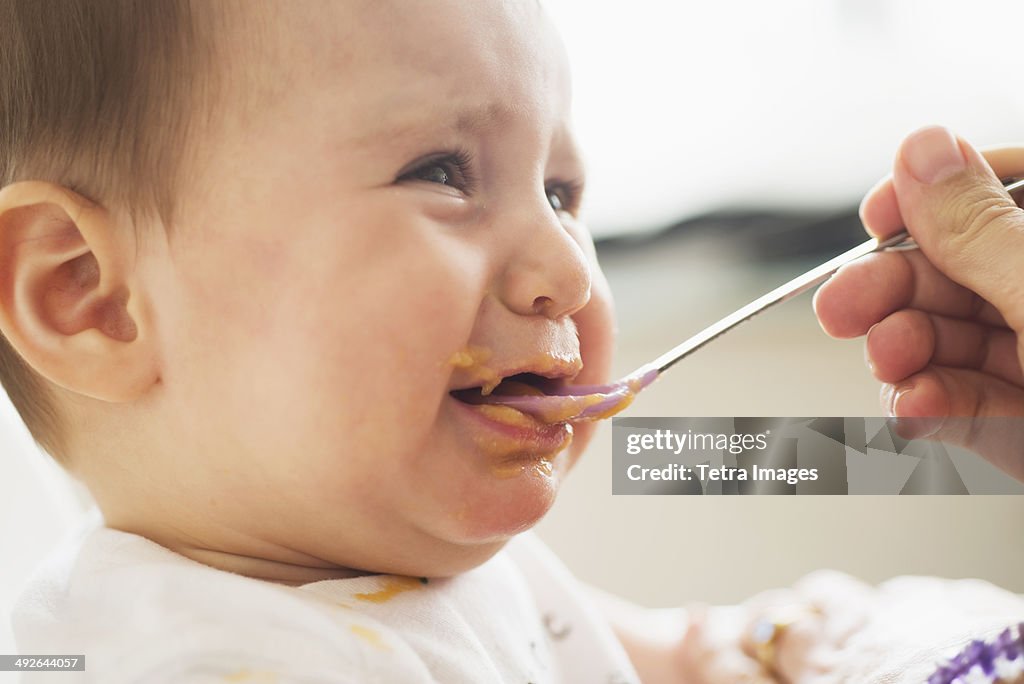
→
(484, 176, 1024, 423)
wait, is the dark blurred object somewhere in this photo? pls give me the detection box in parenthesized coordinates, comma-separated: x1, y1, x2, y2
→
(595, 208, 866, 262)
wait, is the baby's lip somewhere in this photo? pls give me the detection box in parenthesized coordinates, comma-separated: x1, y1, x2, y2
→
(447, 353, 583, 393)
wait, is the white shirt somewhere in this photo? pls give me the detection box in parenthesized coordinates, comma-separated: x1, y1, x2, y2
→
(12, 508, 640, 684)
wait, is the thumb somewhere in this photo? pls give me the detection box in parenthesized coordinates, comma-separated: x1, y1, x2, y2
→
(892, 125, 1024, 332)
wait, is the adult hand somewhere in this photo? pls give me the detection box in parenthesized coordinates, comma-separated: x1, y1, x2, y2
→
(814, 127, 1024, 479)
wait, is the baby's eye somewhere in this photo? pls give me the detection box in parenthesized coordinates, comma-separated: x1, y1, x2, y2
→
(398, 151, 476, 194)
(545, 179, 584, 217)
(547, 189, 565, 212)
(416, 164, 453, 185)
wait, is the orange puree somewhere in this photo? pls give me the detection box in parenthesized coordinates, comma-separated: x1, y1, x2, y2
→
(474, 431, 573, 459)
(475, 404, 540, 429)
(446, 346, 502, 395)
(527, 351, 582, 376)
(447, 347, 583, 397)
(586, 392, 636, 421)
(447, 346, 490, 368)
(354, 576, 423, 603)
(472, 417, 574, 464)
(524, 374, 648, 424)
(530, 393, 607, 423)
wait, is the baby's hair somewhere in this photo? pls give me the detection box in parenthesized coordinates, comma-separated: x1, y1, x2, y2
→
(0, 0, 227, 466)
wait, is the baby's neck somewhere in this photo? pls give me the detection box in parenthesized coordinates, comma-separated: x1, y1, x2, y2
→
(102, 512, 375, 586)
(175, 545, 375, 586)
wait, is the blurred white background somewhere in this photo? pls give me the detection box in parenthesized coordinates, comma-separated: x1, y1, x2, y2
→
(546, 0, 1024, 237)
(5, 0, 1024, 666)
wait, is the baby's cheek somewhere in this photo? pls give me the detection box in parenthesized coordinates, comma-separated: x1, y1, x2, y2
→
(565, 267, 615, 463)
(574, 265, 616, 387)
(560, 219, 616, 388)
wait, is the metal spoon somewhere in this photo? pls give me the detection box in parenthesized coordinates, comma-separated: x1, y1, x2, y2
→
(486, 176, 1024, 422)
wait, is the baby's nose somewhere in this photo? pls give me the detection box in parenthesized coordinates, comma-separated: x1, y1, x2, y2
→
(495, 200, 591, 319)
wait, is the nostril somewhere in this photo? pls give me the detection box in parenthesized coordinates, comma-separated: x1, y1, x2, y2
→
(531, 296, 552, 315)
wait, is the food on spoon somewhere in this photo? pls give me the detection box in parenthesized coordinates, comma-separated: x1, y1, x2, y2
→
(450, 350, 658, 425)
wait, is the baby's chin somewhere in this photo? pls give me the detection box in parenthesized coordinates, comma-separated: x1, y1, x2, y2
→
(416, 395, 582, 542)
(368, 481, 563, 579)
(415, 446, 575, 566)
(461, 465, 561, 538)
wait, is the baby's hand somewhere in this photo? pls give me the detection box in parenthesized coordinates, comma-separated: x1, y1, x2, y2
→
(676, 603, 777, 683)
(677, 575, 870, 684)
(814, 127, 1024, 480)
(742, 570, 1024, 683)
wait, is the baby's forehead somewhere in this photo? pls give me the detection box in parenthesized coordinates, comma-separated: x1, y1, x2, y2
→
(245, 0, 572, 134)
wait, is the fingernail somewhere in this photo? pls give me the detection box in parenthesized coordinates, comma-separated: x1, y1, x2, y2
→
(864, 345, 875, 374)
(881, 384, 895, 417)
(892, 384, 914, 415)
(901, 126, 966, 184)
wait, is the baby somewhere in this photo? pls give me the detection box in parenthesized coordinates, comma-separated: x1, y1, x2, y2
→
(4, 1, 1024, 683)
(0, 1, 644, 681)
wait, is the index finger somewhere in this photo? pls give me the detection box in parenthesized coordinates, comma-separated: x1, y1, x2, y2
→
(814, 247, 1007, 339)
(859, 145, 1024, 239)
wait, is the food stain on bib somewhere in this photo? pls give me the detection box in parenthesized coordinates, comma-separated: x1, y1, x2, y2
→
(350, 624, 390, 651)
(354, 576, 424, 603)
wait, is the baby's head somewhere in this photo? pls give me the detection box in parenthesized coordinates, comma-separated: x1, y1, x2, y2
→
(0, 0, 614, 581)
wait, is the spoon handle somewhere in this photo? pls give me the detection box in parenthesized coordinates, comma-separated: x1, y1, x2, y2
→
(644, 176, 1024, 376)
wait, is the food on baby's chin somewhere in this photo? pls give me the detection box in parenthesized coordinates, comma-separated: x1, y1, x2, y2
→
(472, 425, 573, 471)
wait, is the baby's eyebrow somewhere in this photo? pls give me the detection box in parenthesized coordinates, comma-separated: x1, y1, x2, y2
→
(353, 101, 520, 149)
(452, 101, 518, 135)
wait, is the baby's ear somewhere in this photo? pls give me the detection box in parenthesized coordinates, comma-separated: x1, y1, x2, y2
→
(0, 181, 159, 402)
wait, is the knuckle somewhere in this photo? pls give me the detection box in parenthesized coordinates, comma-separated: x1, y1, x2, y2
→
(944, 190, 1022, 255)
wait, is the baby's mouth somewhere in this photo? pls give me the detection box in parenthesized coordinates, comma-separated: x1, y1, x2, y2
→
(452, 372, 563, 404)
(449, 360, 659, 424)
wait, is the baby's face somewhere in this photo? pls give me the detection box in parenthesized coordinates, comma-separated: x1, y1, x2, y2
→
(119, 0, 614, 578)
